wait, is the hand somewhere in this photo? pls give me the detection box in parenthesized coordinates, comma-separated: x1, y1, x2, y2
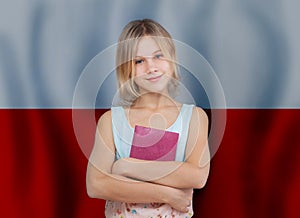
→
(163, 187, 193, 213)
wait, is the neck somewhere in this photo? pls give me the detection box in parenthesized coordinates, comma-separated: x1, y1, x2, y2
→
(132, 92, 176, 110)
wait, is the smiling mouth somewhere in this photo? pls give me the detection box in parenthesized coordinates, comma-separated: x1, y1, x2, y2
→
(146, 75, 162, 82)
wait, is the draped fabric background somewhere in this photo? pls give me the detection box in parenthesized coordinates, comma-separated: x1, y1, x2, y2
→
(1, 0, 300, 217)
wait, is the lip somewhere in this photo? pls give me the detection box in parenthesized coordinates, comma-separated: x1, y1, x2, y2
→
(146, 74, 162, 82)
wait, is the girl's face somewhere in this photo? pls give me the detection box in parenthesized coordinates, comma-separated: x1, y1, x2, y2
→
(133, 36, 174, 94)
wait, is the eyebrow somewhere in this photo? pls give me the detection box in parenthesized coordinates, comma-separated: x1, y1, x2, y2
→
(135, 50, 162, 58)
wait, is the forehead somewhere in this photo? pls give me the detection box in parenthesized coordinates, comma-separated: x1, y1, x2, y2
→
(136, 36, 160, 56)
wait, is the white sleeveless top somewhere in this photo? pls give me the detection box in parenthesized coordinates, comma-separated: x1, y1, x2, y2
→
(105, 104, 194, 218)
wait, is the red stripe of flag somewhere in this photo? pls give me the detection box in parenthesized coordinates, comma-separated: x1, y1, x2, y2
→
(1, 109, 300, 217)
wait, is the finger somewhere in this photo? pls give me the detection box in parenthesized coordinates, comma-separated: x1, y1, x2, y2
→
(182, 206, 189, 213)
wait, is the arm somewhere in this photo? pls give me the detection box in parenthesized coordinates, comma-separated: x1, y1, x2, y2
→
(86, 111, 192, 212)
(112, 107, 210, 189)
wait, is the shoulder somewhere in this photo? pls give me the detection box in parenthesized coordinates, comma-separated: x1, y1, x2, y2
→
(98, 110, 112, 124)
(190, 106, 209, 130)
(192, 106, 208, 120)
(96, 110, 115, 148)
(96, 110, 112, 132)
(185, 105, 209, 162)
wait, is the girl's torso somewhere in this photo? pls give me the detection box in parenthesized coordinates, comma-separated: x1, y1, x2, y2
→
(106, 104, 194, 217)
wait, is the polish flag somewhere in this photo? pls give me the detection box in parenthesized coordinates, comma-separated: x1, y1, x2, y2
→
(1, 1, 300, 218)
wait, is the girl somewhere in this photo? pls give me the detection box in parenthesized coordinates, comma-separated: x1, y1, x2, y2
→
(86, 19, 210, 217)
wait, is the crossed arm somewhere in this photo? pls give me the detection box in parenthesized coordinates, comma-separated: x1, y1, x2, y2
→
(111, 153, 209, 189)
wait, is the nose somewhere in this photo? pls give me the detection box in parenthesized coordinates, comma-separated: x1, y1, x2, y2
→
(145, 57, 158, 74)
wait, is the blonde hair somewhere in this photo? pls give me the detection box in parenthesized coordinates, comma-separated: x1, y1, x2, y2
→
(116, 19, 179, 103)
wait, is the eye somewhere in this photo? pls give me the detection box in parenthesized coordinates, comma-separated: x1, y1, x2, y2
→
(135, 59, 144, 65)
(154, 54, 164, 59)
